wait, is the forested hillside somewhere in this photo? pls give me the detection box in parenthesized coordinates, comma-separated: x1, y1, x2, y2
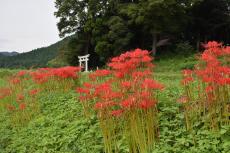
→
(0, 38, 70, 69)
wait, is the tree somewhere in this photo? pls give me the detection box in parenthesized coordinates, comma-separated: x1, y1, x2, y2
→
(55, 0, 133, 64)
(189, 0, 230, 50)
(94, 16, 133, 62)
(120, 0, 199, 55)
(55, 0, 110, 55)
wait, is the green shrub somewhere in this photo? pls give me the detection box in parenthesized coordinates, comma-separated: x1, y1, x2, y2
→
(174, 42, 195, 56)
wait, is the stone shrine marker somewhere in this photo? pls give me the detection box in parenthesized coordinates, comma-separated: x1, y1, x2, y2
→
(78, 54, 90, 72)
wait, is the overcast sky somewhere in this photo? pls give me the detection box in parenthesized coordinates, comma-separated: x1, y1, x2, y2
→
(0, 0, 60, 53)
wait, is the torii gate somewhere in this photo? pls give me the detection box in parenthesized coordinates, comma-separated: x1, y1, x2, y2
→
(78, 54, 90, 72)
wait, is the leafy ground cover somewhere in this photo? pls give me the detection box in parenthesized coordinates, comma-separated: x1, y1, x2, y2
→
(0, 44, 229, 153)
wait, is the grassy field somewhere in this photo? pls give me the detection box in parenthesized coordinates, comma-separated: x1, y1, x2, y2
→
(0, 55, 229, 153)
(0, 69, 14, 87)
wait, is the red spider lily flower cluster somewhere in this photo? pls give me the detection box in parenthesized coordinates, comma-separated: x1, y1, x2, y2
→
(10, 78, 21, 84)
(16, 94, 24, 102)
(181, 41, 230, 131)
(78, 49, 163, 114)
(17, 70, 27, 77)
(0, 88, 12, 99)
(1, 66, 81, 126)
(30, 66, 81, 84)
(89, 69, 111, 80)
(6, 103, 26, 112)
(77, 48, 163, 153)
(1, 72, 29, 114)
(181, 69, 193, 85)
(6, 104, 16, 111)
(19, 103, 26, 110)
(5, 92, 27, 112)
(29, 89, 39, 96)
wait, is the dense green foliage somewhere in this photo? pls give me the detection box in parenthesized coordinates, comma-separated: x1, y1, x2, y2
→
(0, 91, 104, 153)
(0, 56, 229, 152)
(55, 0, 230, 66)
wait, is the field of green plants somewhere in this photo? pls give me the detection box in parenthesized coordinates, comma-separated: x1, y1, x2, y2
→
(0, 42, 229, 153)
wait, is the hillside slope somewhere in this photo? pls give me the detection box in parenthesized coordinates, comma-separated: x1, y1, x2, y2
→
(0, 38, 69, 69)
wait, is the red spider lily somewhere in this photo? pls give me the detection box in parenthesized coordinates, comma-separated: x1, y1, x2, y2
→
(89, 69, 111, 80)
(120, 97, 136, 109)
(129, 48, 149, 58)
(77, 83, 93, 102)
(121, 81, 132, 89)
(182, 69, 193, 77)
(79, 48, 162, 113)
(16, 94, 24, 102)
(181, 77, 194, 86)
(29, 89, 39, 96)
(0, 88, 12, 99)
(177, 96, 188, 104)
(139, 99, 156, 109)
(79, 95, 92, 101)
(51, 66, 81, 79)
(146, 63, 155, 68)
(100, 91, 123, 100)
(78, 48, 163, 152)
(19, 103, 26, 110)
(76, 87, 90, 95)
(132, 70, 151, 79)
(201, 52, 217, 62)
(94, 82, 112, 97)
(38, 68, 52, 71)
(114, 72, 125, 79)
(142, 78, 164, 90)
(223, 46, 230, 54)
(218, 66, 230, 75)
(205, 85, 214, 93)
(94, 101, 117, 110)
(30, 66, 81, 83)
(10, 78, 21, 84)
(94, 69, 111, 77)
(2, 66, 81, 126)
(181, 69, 194, 85)
(226, 78, 230, 85)
(6, 104, 16, 111)
(140, 91, 152, 98)
(142, 55, 153, 63)
(30, 71, 49, 84)
(181, 41, 230, 131)
(83, 82, 92, 88)
(203, 41, 222, 49)
(17, 70, 27, 77)
(111, 109, 124, 117)
(108, 48, 151, 72)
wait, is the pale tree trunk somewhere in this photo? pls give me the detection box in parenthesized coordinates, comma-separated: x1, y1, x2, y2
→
(152, 32, 157, 56)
